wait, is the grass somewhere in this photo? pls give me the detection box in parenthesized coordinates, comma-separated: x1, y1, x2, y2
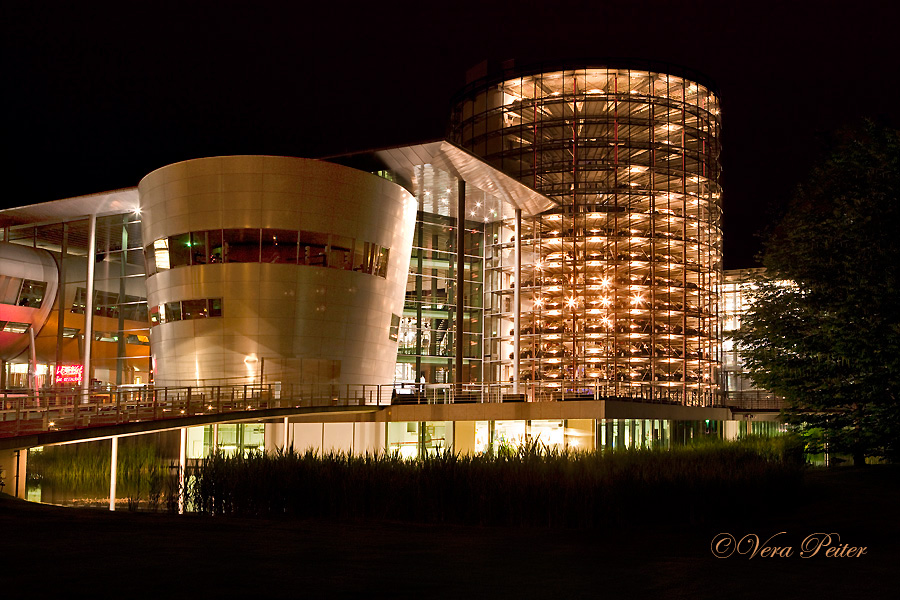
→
(28, 440, 173, 509)
(185, 436, 805, 528)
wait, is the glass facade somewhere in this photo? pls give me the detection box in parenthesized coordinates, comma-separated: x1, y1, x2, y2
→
(186, 424, 266, 458)
(720, 268, 782, 410)
(395, 165, 485, 385)
(2, 213, 151, 387)
(451, 66, 722, 406)
(384, 418, 737, 456)
(147, 228, 390, 278)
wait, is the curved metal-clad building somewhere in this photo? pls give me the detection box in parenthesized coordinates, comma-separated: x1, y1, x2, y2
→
(139, 156, 417, 388)
(0, 243, 59, 361)
(450, 62, 722, 405)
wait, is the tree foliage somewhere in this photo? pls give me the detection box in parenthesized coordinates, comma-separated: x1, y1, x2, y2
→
(734, 121, 900, 464)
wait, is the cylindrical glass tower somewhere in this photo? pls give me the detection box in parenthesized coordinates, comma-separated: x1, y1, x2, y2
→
(450, 63, 722, 405)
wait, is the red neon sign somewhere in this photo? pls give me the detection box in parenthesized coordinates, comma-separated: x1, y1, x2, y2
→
(55, 364, 84, 385)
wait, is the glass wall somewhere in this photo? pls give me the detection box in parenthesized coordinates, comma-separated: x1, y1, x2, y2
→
(452, 66, 722, 406)
(3, 213, 151, 388)
(386, 421, 453, 458)
(396, 165, 484, 385)
(386, 418, 741, 456)
(720, 268, 782, 410)
(147, 228, 390, 279)
(186, 424, 267, 459)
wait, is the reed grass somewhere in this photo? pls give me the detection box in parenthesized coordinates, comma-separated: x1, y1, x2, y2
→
(185, 436, 804, 528)
(29, 441, 172, 508)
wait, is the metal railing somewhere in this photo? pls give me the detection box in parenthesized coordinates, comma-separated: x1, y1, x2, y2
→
(0, 383, 392, 439)
(723, 391, 785, 411)
(1, 379, 722, 439)
(386, 379, 719, 406)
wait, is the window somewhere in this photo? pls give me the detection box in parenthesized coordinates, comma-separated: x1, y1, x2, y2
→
(150, 298, 223, 327)
(298, 231, 328, 266)
(261, 229, 298, 264)
(329, 235, 354, 270)
(182, 299, 209, 319)
(3, 322, 30, 334)
(375, 248, 390, 278)
(209, 298, 223, 317)
(147, 229, 389, 277)
(153, 239, 170, 271)
(191, 231, 208, 265)
(167, 233, 192, 268)
(18, 279, 47, 307)
(127, 334, 150, 346)
(389, 313, 400, 341)
(93, 291, 119, 318)
(224, 229, 260, 263)
(208, 230, 223, 264)
(164, 301, 182, 323)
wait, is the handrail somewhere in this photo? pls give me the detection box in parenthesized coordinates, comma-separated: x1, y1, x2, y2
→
(0, 380, 721, 439)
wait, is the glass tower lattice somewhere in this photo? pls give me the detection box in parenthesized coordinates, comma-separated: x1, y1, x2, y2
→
(450, 64, 722, 405)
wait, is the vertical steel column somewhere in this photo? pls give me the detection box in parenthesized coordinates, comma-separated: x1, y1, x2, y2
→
(415, 214, 424, 382)
(178, 427, 186, 514)
(513, 209, 522, 395)
(81, 214, 97, 396)
(455, 179, 466, 387)
(109, 436, 118, 511)
(27, 326, 38, 395)
(115, 217, 128, 386)
(283, 416, 289, 450)
(55, 222, 68, 380)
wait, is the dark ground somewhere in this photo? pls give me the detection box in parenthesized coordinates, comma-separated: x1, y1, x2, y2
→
(2, 466, 898, 598)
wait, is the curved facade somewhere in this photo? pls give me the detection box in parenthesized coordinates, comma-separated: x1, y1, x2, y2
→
(450, 64, 722, 404)
(0, 243, 59, 361)
(139, 156, 417, 387)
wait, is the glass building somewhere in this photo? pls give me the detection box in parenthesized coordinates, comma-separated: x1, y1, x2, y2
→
(449, 62, 722, 406)
(0, 63, 799, 509)
(0, 198, 152, 390)
(720, 268, 783, 411)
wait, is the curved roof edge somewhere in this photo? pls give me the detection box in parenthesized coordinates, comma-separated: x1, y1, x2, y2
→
(0, 188, 139, 228)
(453, 58, 719, 103)
(328, 139, 560, 218)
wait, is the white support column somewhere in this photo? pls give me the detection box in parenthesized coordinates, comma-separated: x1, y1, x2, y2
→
(109, 436, 118, 511)
(283, 416, 289, 450)
(28, 326, 38, 396)
(81, 214, 97, 397)
(178, 427, 186, 514)
(513, 209, 522, 396)
(212, 423, 219, 452)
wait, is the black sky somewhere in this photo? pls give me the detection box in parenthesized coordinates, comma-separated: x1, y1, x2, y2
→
(4, 0, 898, 268)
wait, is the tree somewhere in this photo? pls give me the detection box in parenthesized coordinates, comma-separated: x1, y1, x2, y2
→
(734, 121, 900, 465)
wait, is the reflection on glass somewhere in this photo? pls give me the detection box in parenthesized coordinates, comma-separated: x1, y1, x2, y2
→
(151, 298, 223, 326)
(224, 229, 260, 263)
(262, 229, 298, 264)
(146, 228, 390, 278)
(168, 233, 191, 268)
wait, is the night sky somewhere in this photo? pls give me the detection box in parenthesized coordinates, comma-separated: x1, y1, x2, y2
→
(5, 0, 898, 268)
